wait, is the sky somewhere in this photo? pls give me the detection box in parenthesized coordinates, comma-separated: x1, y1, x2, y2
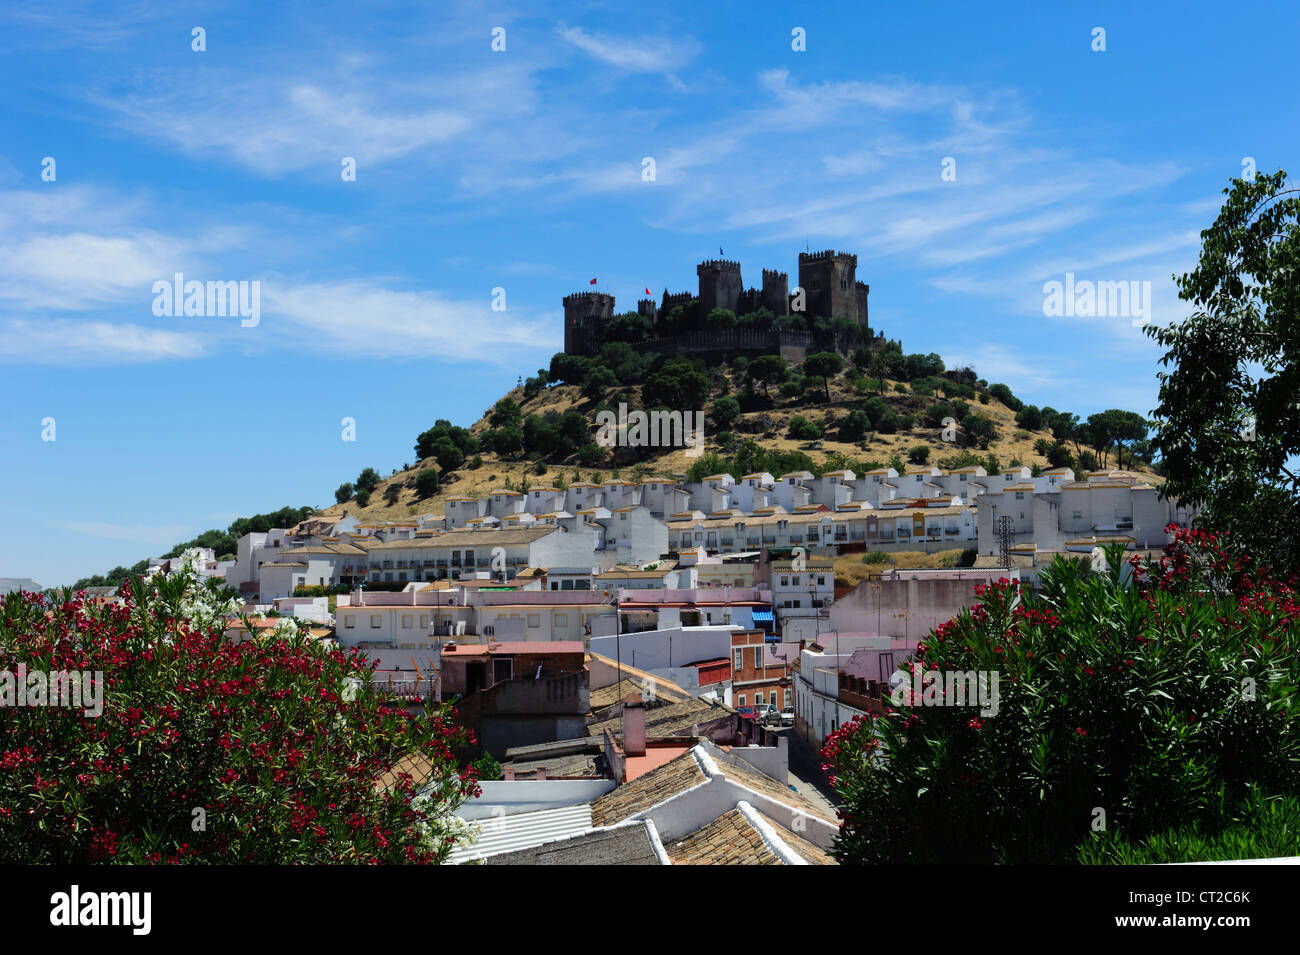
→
(1, 0, 1296, 587)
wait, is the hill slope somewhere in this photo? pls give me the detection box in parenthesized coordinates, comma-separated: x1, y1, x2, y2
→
(316, 359, 1160, 525)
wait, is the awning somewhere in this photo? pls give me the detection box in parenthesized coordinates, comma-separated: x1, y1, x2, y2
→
(751, 608, 775, 623)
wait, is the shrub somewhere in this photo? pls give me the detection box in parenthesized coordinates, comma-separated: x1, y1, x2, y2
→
(354, 490, 371, 508)
(907, 444, 930, 465)
(334, 483, 354, 504)
(415, 469, 440, 498)
(839, 410, 871, 443)
(787, 415, 822, 441)
(711, 395, 741, 429)
(824, 531, 1300, 864)
(0, 568, 478, 863)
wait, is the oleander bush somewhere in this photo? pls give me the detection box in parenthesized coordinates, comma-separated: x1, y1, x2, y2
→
(0, 567, 479, 863)
(824, 528, 1300, 864)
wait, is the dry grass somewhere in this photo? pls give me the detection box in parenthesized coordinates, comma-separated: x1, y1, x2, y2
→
(833, 549, 969, 588)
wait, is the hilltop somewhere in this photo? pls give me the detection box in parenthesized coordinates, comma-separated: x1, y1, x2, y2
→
(314, 352, 1162, 526)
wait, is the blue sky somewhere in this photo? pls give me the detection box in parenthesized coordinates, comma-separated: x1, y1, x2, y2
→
(2, 0, 1296, 587)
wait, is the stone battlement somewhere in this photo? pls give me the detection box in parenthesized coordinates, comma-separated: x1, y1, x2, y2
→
(799, 249, 858, 265)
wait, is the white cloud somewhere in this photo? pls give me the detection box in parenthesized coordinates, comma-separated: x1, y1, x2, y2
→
(555, 23, 700, 73)
(263, 280, 557, 362)
(0, 231, 186, 310)
(0, 319, 205, 363)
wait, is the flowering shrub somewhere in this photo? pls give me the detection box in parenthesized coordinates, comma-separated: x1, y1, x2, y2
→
(0, 568, 479, 863)
(823, 528, 1300, 864)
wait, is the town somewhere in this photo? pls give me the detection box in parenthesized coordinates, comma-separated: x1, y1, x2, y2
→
(59, 450, 1189, 865)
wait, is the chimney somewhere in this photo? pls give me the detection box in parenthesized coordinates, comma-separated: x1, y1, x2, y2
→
(503, 766, 515, 780)
(623, 692, 646, 757)
(535, 766, 547, 780)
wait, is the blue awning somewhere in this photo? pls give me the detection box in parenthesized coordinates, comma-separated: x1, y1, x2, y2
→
(751, 608, 775, 623)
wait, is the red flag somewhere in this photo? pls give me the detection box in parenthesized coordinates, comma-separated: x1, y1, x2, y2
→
(589, 277, 598, 285)
(645, 287, 652, 295)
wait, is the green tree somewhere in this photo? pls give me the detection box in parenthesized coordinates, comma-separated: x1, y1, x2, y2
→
(356, 468, 381, 493)
(988, 383, 1022, 411)
(415, 469, 441, 498)
(787, 415, 822, 441)
(711, 395, 741, 429)
(748, 355, 787, 398)
(1149, 170, 1300, 570)
(334, 483, 354, 504)
(489, 398, 522, 430)
(804, 352, 844, 402)
(960, 413, 997, 449)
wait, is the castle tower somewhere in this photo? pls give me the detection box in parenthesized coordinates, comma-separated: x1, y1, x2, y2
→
(696, 259, 742, 316)
(637, 297, 658, 328)
(797, 250, 858, 323)
(762, 268, 790, 317)
(855, 280, 870, 331)
(563, 291, 615, 356)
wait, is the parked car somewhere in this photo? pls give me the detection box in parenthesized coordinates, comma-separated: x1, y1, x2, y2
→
(756, 703, 780, 724)
(736, 705, 760, 720)
(779, 708, 795, 726)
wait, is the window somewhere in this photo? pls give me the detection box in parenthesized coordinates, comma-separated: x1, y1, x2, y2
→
(1015, 492, 1025, 500)
(527, 614, 540, 629)
(1072, 510, 1083, 520)
(817, 575, 826, 586)
(344, 615, 355, 629)
(738, 694, 747, 706)
(959, 473, 967, 482)
(754, 647, 763, 668)
(370, 615, 381, 629)
(555, 614, 568, 627)
(420, 615, 428, 628)
(734, 649, 743, 672)
(780, 576, 789, 586)
(402, 615, 413, 629)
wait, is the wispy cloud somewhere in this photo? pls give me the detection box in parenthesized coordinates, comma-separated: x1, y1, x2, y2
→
(0, 318, 205, 363)
(263, 280, 557, 362)
(555, 23, 700, 73)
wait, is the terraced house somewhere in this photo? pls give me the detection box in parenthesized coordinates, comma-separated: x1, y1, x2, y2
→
(364, 525, 602, 584)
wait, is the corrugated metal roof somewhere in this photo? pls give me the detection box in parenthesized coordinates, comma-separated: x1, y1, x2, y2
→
(449, 804, 593, 864)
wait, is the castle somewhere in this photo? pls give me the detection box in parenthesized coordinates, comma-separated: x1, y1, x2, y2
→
(563, 250, 873, 358)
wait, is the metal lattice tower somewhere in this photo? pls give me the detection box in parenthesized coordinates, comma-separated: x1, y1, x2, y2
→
(995, 516, 1014, 569)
